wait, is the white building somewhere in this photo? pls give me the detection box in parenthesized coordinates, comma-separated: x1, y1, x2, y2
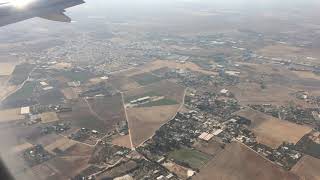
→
(20, 107, 30, 115)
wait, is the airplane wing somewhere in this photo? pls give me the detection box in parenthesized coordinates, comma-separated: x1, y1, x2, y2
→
(0, 0, 85, 27)
(38, 11, 71, 23)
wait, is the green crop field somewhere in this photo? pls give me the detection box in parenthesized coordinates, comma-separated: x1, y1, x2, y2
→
(6, 81, 35, 102)
(138, 99, 178, 107)
(168, 148, 212, 169)
(132, 73, 162, 86)
(9, 63, 34, 85)
(296, 135, 320, 159)
(59, 70, 94, 83)
(125, 91, 160, 103)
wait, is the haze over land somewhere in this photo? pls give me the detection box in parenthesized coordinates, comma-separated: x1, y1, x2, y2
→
(1, 0, 320, 180)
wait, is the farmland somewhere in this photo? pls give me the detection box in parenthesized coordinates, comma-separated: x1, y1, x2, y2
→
(40, 112, 60, 124)
(137, 98, 178, 107)
(236, 108, 312, 148)
(127, 105, 180, 147)
(193, 142, 299, 180)
(123, 60, 218, 77)
(192, 138, 224, 156)
(61, 88, 79, 100)
(125, 80, 185, 102)
(168, 148, 211, 169)
(131, 72, 162, 86)
(0, 108, 25, 123)
(59, 95, 125, 134)
(57, 70, 95, 83)
(3, 81, 36, 107)
(296, 134, 320, 159)
(9, 63, 34, 85)
(112, 135, 132, 149)
(291, 155, 320, 180)
(125, 80, 185, 147)
(0, 62, 16, 76)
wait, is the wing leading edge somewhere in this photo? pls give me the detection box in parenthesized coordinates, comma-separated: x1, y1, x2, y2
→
(38, 12, 71, 22)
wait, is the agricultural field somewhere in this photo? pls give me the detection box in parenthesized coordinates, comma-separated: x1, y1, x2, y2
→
(108, 75, 141, 92)
(291, 155, 320, 180)
(112, 135, 132, 149)
(291, 70, 320, 81)
(0, 62, 16, 76)
(0, 108, 25, 123)
(137, 99, 178, 108)
(0, 77, 17, 102)
(58, 100, 107, 134)
(61, 87, 79, 100)
(9, 63, 34, 85)
(193, 142, 299, 180)
(168, 148, 212, 170)
(87, 95, 126, 132)
(57, 70, 95, 83)
(59, 95, 125, 135)
(229, 82, 299, 106)
(192, 138, 224, 156)
(3, 81, 36, 107)
(50, 62, 72, 70)
(44, 155, 90, 178)
(236, 108, 312, 148)
(44, 136, 77, 154)
(123, 60, 218, 77)
(131, 72, 162, 86)
(296, 133, 320, 159)
(125, 80, 185, 147)
(163, 161, 191, 179)
(12, 142, 33, 154)
(40, 112, 60, 124)
(125, 80, 185, 103)
(231, 62, 320, 107)
(127, 105, 180, 147)
(37, 89, 65, 106)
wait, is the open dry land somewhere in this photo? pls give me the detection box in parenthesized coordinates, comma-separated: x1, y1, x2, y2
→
(125, 80, 185, 147)
(61, 87, 79, 100)
(125, 80, 185, 103)
(0, 62, 16, 76)
(59, 95, 125, 134)
(40, 112, 60, 124)
(0, 77, 17, 101)
(50, 62, 72, 70)
(44, 136, 77, 154)
(232, 62, 320, 106)
(127, 105, 180, 147)
(44, 155, 90, 179)
(0, 108, 25, 123)
(112, 135, 132, 149)
(258, 44, 320, 65)
(12, 142, 34, 154)
(236, 108, 312, 148)
(230, 83, 298, 106)
(131, 72, 162, 86)
(193, 142, 299, 180)
(121, 60, 218, 77)
(31, 138, 92, 179)
(291, 155, 320, 180)
(109, 75, 141, 92)
(291, 71, 320, 81)
(163, 161, 191, 179)
(87, 95, 126, 132)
